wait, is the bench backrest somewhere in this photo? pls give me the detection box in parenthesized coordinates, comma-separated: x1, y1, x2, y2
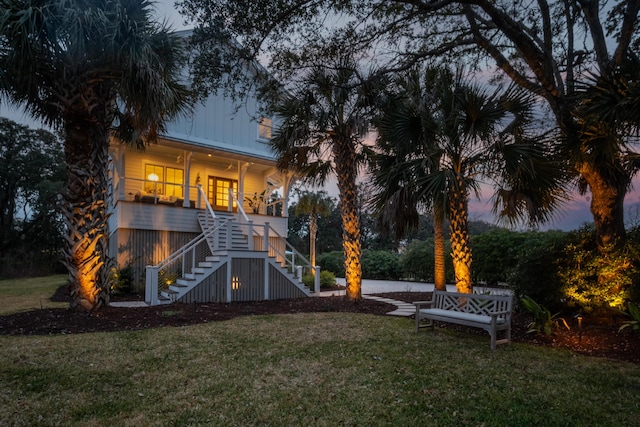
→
(433, 290, 513, 316)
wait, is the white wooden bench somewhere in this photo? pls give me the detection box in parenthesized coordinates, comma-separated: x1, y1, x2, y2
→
(414, 290, 513, 350)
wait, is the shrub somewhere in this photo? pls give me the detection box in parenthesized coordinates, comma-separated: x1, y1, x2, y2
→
(361, 250, 402, 280)
(508, 231, 567, 311)
(557, 225, 640, 313)
(110, 265, 134, 294)
(317, 251, 345, 277)
(471, 229, 529, 285)
(400, 239, 433, 281)
(619, 302, 640, 332)
(400, 239, 454, 282)
(302, 270, 337, 289)
(520, 295, 570, 336)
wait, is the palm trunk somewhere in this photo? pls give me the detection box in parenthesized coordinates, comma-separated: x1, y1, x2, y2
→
(333, 136, 362, 301)
(433, 205, 446, 291)
(61, 115, 112, 311)
(448, 179, 472, 294)
(309, 213, 317, 266)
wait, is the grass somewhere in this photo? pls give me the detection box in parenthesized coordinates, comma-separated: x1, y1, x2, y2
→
(0, 275, 67, 315)
(2, 276, 640, 426)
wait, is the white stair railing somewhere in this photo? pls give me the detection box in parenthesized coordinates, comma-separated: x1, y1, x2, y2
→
(145, 209, 229, 305)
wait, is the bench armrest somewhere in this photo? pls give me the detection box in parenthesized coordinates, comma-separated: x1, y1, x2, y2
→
(490, 310, 512, 322)
(413, 300, 434, 309)
(490, 310, 512, 316)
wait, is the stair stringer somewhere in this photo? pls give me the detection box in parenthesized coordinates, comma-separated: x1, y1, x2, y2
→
(159, 255, 227, 303)
(266, 257, 312, 299)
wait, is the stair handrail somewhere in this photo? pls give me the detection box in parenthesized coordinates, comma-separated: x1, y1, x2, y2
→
(242, 220, 320, 293)
(197, 184, 218, 225)
(146, 217, 229, 305)
(228, 188, 250, 222)
(154, 218, 228, 270)
(262, 197, 285, 217)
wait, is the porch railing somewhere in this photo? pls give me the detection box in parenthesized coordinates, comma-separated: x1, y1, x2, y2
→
(113, 176, 285, 217)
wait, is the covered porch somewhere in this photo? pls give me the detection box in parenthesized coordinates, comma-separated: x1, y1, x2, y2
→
(109, 138, 295, 217)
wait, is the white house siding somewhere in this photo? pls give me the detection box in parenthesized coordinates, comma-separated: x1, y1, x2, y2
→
(179, 258, 308, 303)
(164, 88, 272, 158)
(115, 202, 200, 233)
(268, 264, 308, 299)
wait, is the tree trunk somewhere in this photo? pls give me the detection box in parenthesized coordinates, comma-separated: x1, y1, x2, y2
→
(309, 213, 317, 266)
(433, 206, 446, 291)
(61, 116, 112, 311)
(333, 136, 362, 301)
(579, 161, 628, 249)
(448, 179, 472, 294)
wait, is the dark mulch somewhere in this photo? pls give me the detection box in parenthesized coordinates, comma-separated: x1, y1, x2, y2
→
(2, 287, 639, 365)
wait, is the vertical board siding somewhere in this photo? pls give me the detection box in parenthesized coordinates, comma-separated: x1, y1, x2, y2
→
(110, 224, 306, 300)
(114, 228, 200, 290)
(181, 264, 227, 303)
(231, 258, 265, 301)
(269, 264, 307, 300)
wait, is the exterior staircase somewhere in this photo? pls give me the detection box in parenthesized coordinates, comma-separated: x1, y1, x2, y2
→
(145, 189, 319, 306)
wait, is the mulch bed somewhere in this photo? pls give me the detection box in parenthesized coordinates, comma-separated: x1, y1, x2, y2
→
(2, 287, 639, 364)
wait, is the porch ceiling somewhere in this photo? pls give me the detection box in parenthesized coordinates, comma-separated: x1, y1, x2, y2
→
(151, 138, 277, 175)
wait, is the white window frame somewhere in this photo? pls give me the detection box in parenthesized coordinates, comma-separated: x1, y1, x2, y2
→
(257, 117, 272, 141)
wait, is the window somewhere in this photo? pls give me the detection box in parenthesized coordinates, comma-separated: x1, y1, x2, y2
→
(144, 164, 164, 194)
(144, 164, 184, 197)
(165, 167, 184, 197)
(258, 117, 272, 140)
(207, 176, 238, 210)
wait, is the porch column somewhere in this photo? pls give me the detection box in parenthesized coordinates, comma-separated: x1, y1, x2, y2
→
(282, 171, 297, 218)
(183, 151, 193, 208)
(238, 162, 250, 211)
(111, 145, 125, 202)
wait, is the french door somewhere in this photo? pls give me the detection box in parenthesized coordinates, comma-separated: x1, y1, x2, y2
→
(207, 176, 238, 211)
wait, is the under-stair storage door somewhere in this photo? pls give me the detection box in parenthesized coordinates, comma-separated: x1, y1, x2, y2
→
(208, 176, 238, 211)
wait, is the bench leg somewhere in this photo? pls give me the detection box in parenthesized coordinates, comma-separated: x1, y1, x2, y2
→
(415, 314, 434, 333)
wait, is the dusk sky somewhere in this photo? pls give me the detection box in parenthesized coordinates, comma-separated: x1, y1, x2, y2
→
(2, 0, 638, 232)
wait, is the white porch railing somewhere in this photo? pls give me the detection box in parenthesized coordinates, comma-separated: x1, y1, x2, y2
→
(113, 176, 286, 217)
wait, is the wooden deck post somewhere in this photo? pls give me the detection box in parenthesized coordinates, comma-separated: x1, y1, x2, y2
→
(145, 266, 159, 306)
(263, 222, 270, 252)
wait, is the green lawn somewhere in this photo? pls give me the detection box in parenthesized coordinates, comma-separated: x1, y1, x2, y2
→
(0, 275, 67, 315)
(1, 276, 639, 426)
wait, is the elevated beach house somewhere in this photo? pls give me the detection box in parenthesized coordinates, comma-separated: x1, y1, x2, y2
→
(107, 35, 317, 305)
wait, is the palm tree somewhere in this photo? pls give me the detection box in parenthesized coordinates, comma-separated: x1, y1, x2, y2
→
(370, 68, 448, 290)
(0, 0, 193, 311)
(294, 190, 332, 267)
(571, 59, 640, 224)
(371, 67, 567, 293)
(270, 59, 380, 301)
